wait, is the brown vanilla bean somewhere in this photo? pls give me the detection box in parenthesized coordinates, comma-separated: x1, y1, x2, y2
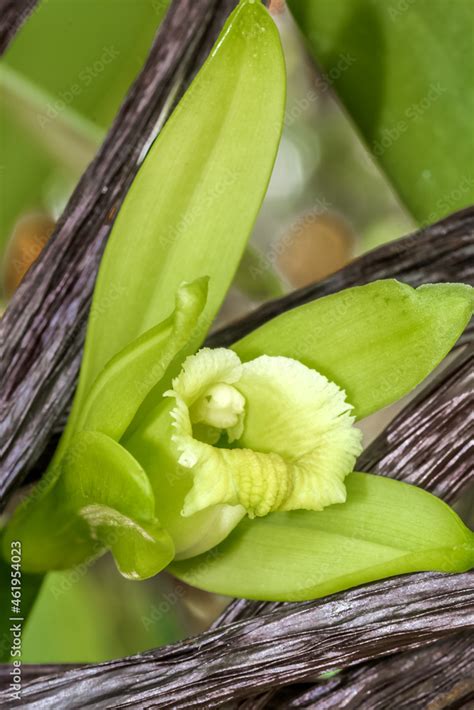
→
(1, 571, 472, 708)
(358, 344, 473, 504)
(242, 632, 474, 710)
(0, 0, 39, 54)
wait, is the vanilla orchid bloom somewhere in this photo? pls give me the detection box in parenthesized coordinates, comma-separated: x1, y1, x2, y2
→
(167, 348, 362, 519)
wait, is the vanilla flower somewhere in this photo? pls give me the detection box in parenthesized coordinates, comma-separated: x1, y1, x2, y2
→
(167, 348, 362, 519)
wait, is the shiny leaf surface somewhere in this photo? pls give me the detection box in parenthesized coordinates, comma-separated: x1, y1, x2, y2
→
(171, 472, 474, 601)
(233, 280, 473, 419)
(287, 0, 474, 223)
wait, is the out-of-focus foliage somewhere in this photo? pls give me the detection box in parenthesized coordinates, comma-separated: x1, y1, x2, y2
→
(0, 0, 170, 254)
(4, 0, 170, 128)
(21, 561, 185, 663)
(287, 0, 474, 224)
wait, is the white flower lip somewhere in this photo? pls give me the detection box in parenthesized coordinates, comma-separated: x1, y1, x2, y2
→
(165, 348, 363, 519)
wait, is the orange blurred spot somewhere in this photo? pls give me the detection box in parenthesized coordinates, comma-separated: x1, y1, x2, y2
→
(2, 213, 55, 297)
(277, 211, 353, 288)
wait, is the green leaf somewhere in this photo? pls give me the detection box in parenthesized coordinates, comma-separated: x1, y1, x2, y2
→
(233, 280, 473, 419)
(286, 0, 474, 224)
(170, 472, 474, 601)
(3, 432, 174, 580)
(68, 0, 285, 429)
(74, 278, 208, 443)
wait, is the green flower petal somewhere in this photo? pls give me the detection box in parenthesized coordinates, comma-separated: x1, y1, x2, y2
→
(171, 472, 474, 601)
(3, 432, 174, 579)
(61, 432, 174, 579)
(238, 355, 363, 512)
(166, 348, 362, 519)
(75, 277, 208, 442)
(77, 506, 172, 581)
(233, 280, 473, 419)
(168, 347, 243, 448)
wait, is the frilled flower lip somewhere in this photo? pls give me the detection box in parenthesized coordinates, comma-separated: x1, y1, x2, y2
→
(165, 348, 363, 519)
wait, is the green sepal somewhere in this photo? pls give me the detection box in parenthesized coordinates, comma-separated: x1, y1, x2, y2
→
(233, 280, 473, 419)
(76, 507, 173, 581)
(66, 0, 286, 435)
(75, 278, 208, 441)
(170, 472, 474, 601)
(3, 432, 174, 580)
